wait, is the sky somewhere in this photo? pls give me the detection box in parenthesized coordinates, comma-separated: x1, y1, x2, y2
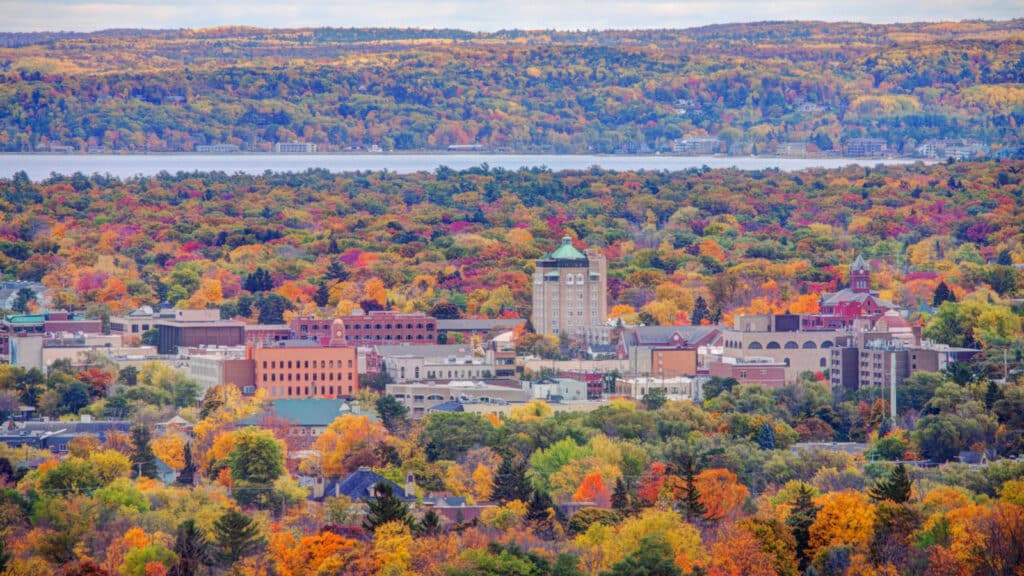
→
(0, 0, 1020, 32)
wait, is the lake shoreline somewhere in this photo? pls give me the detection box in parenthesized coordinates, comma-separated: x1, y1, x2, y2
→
(0, 153, 931, 181)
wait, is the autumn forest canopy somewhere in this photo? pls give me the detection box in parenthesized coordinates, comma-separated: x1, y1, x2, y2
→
(1, 21, 1023, 152)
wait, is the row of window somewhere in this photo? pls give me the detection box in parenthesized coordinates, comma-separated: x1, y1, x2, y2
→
(262, 372, 353, 382)
(734, 340, 834, 350)
(349, 333, 429, 341)
(266, 385, 354, 397)
(348, 323, 434, 331)
(262, 359, 353, 369)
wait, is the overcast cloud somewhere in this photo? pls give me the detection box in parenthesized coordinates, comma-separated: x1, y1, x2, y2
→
(0, 0, 1020, 32)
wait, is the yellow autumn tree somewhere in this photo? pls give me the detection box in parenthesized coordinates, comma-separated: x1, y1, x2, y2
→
(808, 489, 876, 559)
(471, 462, 494, 502)
(152, 434, 186, 471)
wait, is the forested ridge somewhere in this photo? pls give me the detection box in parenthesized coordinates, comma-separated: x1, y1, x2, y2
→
(1, 21, 1022, 152)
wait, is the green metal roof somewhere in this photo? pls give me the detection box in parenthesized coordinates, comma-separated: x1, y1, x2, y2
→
(6, 314, 46, 324)
(268, 398, 378, 427)
(547, 236, 586, 260)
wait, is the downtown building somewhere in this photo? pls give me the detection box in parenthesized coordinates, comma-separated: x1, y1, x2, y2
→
(531, 237, 609, 344)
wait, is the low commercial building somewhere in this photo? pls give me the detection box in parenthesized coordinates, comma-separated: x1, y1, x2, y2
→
(526, 377, 588, 402)
(154, 309, 245, 355)
(185, 347, 255, 394)
(618, 325, 722, 378)
(708, 356, 788, 388)
(376, 344, 499, 383)
(1, 310, 102, 359)
(618, 375, 699, 401)
(10, 333, 126, 372)
(387, 380, 528, 418)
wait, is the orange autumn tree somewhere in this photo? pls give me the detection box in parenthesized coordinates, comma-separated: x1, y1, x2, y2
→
(574, 472, 611, 508)
(695, 468, 750, 522)
(707, 523, 781, 576)
(269, 529, 363, 576)
(312, 414, 390, 477)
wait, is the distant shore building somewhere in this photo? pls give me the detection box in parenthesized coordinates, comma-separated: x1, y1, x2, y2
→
(915, 139, 989, 161)
(531, 237, 609, 344)
(195, 144, 240, 153)
(845, 138, 888, 157)
(273, 141, 317, 153)
(672, 137, 722, 155)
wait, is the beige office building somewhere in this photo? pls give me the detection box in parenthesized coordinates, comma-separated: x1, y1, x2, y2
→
(531, 237, 608, 344)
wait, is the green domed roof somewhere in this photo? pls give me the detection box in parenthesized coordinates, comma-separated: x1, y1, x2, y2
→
(547, 236, 586, 260)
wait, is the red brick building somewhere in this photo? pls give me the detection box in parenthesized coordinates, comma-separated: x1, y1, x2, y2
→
(251, 322, 359, 399)
(291, 311, 438, 346)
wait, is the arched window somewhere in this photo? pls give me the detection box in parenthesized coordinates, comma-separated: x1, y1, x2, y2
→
(784, 341, 798, 349)
(803, 341, 817, 349)
(766, 341, 781, 349)
(820, 358, 827, 367)
(821, 341, 834, 348)
(748, 342, 763, 350)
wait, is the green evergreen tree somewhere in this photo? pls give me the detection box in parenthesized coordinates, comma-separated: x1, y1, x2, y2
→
(328, 236, 340, 255)
(932, 281, 956, 306)
(757, 422, 777, 450)
(869, 464, 912, 504)
(177, 442, 196, 486)
(363, 482, 413, 532)
(527, 489, 562, 540)
(611, 477, 630, 511)
(130, 424, 158, 479)
(375, 394, 410, 433)
(984, 380, 1003, 411)
(691, 296, 709, 325)
(785, 484, 820, 570)
(600, 534, 681, 576)
(679, 458, 706, 522)
(417, 509, 441, 536)
(314, 280, 330, 307)
(169, 519, 213, 576)
(325, 261, 348, 281)
(212, 509, 264, 566)
(492, 455, 532, 503)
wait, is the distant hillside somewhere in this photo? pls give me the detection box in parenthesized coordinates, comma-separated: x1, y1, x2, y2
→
(0, 21, 1022, 153)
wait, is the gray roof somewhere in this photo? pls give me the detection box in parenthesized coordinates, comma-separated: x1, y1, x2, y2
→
(436, 319, 525, 332)
(623, 325, 720, 347)
(375, 344, 475, 359)
(821, 289, 896, 308)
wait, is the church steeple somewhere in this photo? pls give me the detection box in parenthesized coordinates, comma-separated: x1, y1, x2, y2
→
(850, 255, 870, 293)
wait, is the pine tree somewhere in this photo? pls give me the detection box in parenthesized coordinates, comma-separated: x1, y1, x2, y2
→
(417, 509, 441, 536)
(325, 261, 348, 281)
(984, 380, 1003, 411)
(363, 482, 413, 532)
(493, 456, 532, 503)
(785, 484, 820, 570)
(691, 296, 709, 325)
(328, 236, 340, 254)
(177, 442, 196, 486)
(130, 424, 158, 479)
(314, 280, 330, 307)
(527, 489, 562, 540)
(213, 509, 264, 566)
(757, 422, 777, 450)
(169, 519, 213, 576)
(679, 458, 706, 522)
(611, 477, 630, 511)
(869, 464, 912, 504)
(932, 281, 956, 306)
